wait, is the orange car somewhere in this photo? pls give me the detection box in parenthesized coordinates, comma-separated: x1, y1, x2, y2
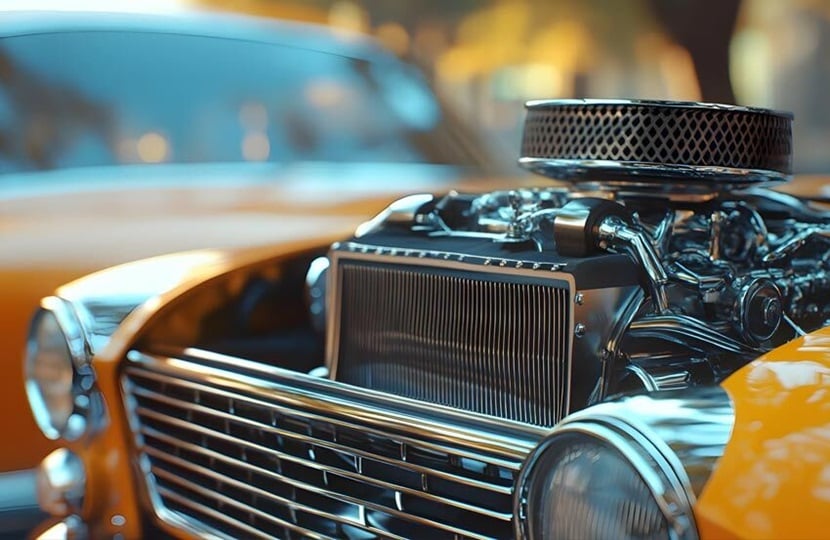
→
(24, 98, 830, 539)
(0, 9, 508, 534)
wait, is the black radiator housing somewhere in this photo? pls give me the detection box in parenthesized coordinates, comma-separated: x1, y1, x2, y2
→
(327, 229, 641, 425)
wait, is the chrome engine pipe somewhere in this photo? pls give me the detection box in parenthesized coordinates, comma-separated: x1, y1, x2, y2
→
(597, 216, 670, 313)
(628, 314, 757, 354)
(763, 224, 830, 263)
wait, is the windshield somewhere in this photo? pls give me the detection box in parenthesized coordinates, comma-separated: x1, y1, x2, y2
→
(0, 29, 489, 174)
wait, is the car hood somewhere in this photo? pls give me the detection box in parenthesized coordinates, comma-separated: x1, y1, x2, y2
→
(0, 161, 494, 268)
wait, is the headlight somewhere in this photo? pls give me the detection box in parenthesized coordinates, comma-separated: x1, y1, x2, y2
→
(24, 297, 101, 441)
(518, 419, 698, 540)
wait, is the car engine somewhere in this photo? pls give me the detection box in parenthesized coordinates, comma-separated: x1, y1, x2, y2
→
(315, 99, 825, 427)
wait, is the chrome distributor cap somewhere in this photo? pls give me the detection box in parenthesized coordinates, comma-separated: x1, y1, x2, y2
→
(520, 99, 793, 198)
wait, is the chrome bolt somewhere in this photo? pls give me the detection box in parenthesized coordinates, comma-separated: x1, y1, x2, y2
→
(575, 292, 584, 305)
(574, 323, 586, 338)
(762, 297, 782, 326)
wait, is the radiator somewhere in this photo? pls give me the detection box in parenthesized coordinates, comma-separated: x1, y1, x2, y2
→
(330, 253, 573, 427)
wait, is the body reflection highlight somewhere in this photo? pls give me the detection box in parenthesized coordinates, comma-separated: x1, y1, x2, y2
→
(697, 327, 830, 539)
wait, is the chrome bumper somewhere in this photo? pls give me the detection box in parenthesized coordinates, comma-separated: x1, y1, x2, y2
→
(0, 468, 46, 538)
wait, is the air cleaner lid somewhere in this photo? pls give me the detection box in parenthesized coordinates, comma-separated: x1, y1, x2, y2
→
(520, 99, 793, 194)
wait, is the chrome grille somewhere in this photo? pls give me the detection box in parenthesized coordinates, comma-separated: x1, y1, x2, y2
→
(123, 349, 543, 539)
(332, 256, 572, 426)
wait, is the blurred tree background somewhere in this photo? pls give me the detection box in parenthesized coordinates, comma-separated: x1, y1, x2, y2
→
(199, 0, 830, 172)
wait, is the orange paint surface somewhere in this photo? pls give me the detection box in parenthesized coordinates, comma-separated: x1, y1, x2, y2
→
(58, 234, 351, 536)
(696, 328, 830, 539)
(0, 184, 399, 471)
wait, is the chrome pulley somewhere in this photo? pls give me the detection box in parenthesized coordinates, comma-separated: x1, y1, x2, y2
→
(520, 99, 793, 198)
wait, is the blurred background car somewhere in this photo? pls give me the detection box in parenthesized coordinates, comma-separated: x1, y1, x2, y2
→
(0, 8, 513, 535)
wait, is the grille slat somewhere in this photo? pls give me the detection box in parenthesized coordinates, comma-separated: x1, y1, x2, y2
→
(135, 406, 512, 522)
(157, 485, 285, 540)
(132, 387, 513, 495)
(148, 444, 497, 539)
(124, 351, 542, 539)
(149, 448, 402, 539)
(154, 467, 332, 540)
(333, 259, 572, 426)
(129, 369, 521, 473)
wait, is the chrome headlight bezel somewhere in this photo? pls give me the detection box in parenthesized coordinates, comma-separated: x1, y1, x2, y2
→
(24, 296, 104, 441)
(516, 412, 699, 540)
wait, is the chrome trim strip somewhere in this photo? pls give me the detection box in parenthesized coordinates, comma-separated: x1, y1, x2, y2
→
(133, 386, 512, 494)
(333, 240, 571, 271)
(325, 249, 575, 418)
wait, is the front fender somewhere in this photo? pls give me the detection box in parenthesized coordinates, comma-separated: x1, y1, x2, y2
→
(696, 327, 830, 539)
(57, 249, 230, 354)
(41, 234, 342, 538)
